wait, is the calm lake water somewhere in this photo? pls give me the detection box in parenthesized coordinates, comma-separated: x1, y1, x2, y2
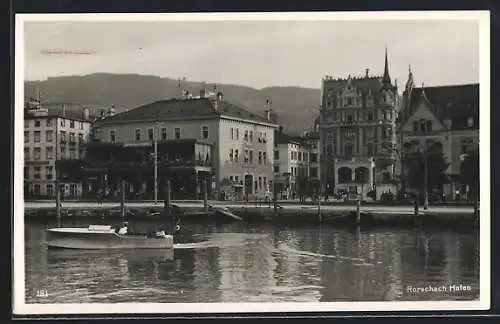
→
(24, 219, 480, 303)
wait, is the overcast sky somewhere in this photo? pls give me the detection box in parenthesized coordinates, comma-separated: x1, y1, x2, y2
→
(22, 18, 480, 90)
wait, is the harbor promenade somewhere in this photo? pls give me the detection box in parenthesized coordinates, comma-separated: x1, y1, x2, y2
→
(24, 200, 474, 215)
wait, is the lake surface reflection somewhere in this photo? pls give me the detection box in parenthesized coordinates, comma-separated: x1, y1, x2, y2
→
(24, 220, 480, 303)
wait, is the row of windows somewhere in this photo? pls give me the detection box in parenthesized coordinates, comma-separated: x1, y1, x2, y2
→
(322, 142, 379, 157)
(108, 126, 210, 143)
(323, 110, 394, 122)
(324, 126, 393, 140)
(326, 96, 374, 109)
(229, 127, 268, 143)
(25, 118, 85, 130)
(24, 146, 83, 160)
(228, 149, 268, 165)
(26, 183, 80, 196)
(24, 130, 85, 143)
(273, 166, 319, 178)
(24, 165, 54, 180)
(412, 119, 433, 133)
(228, 175, 269, 191)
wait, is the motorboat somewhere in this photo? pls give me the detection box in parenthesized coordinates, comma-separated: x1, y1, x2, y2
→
(47, 225, 174, 250)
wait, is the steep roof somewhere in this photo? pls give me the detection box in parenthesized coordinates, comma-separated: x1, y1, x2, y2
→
(321, 76, 392, 108)
(401, 84, 479, 131)
(95, 98, 271, 125)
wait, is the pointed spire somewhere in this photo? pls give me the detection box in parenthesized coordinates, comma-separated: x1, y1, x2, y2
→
(405, 64, 414, 93)
(420, 82, 429, 101)
(382, 46, 391, 85)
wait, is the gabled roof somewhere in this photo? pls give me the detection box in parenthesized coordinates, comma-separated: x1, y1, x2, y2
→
(321, 76, 394, 108)
(400, 84, 479, 131)
(95, 98, 272, 125)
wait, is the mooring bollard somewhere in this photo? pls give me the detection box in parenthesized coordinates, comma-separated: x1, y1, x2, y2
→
(356, 198, 361, 225)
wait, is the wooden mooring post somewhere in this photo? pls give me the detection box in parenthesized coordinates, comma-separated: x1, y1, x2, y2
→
(317, 193, 322, 223)
(164, 180, 171, 217)
(120, 179, 126, 223)
(203, 179, 209, 213)
(356, 197, 361, 225)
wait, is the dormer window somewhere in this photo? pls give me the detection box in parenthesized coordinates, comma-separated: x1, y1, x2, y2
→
(366, 95, 374, 107)
(412, 121, 419, 132)
(426, 120, 432, 132)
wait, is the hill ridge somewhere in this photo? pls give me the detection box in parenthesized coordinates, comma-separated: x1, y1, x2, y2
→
(24, 73, 321, 135)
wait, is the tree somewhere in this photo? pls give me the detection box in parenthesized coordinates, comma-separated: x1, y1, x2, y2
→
(296, 174, 309, 203)
(460, 148, 479, 203)
(403, 143, 449, 195)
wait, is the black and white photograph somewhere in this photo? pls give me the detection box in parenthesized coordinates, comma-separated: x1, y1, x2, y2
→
(13, 11, 490, 315)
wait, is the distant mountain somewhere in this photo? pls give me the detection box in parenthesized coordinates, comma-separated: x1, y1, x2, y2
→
(24, 73, 321, 135)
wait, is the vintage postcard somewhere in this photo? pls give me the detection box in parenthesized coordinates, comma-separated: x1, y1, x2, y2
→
(13, 11, 490, 315)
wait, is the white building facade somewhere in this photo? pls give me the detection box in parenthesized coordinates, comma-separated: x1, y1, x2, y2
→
(24, 106, 92, 198)
(319, 50, 400, 199)
(92, 91, 278, 200)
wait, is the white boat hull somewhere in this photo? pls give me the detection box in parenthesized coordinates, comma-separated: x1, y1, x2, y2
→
(47, 226, 174, 250)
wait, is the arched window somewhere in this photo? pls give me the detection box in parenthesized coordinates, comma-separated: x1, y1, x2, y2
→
(338, 167, 352, 184)
(426, 120, 432, 132)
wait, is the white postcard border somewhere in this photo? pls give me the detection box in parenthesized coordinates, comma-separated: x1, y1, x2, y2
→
(13, 10, 491, 315)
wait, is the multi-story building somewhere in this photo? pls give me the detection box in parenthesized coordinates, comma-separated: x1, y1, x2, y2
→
(396, 67, 479, 199)
(89, 89, 278, 200)
(319, 50, 400, 198)
(23, 103, 93, 198)
(273, 123, 321, 199)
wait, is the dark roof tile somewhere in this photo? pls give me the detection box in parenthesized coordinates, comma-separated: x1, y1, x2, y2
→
(96, 98, 271, 125)
(403, 84, 479, 131)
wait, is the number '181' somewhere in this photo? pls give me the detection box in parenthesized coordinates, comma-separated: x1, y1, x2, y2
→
(36, 289, 48, 297)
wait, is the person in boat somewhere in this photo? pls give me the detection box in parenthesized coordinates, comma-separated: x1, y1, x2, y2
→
(117, 222, 128, 235)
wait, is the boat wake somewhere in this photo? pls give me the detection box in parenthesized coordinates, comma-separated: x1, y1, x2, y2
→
(174, 232, 269, 250)
(275, 242, 378, 266)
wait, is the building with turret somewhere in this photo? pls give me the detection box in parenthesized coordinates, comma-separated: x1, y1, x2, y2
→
(396, 66, 479, 200)
(318, 49, 400, 199)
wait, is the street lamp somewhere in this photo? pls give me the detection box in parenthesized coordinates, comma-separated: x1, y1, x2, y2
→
(152, 121, 164, 204)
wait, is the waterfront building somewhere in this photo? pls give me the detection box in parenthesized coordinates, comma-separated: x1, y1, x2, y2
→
(87, 89, 278, 200)
(396, 67, 479, 199)
(273, 122, 321, 199)
(319, 50, 400, 199)
(23, 101, 94, 198)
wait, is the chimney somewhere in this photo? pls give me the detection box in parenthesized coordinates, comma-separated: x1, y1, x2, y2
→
(265, 98, 272, 121)
(365, 68, 369, 77)
(214, 91, 223, 111)
(83, 107, 90, 120)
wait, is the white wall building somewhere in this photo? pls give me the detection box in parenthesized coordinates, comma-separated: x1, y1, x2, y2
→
(91, 90, 278, 199)
(273, 128, 321, 199)
(24, 105, 93, 198)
